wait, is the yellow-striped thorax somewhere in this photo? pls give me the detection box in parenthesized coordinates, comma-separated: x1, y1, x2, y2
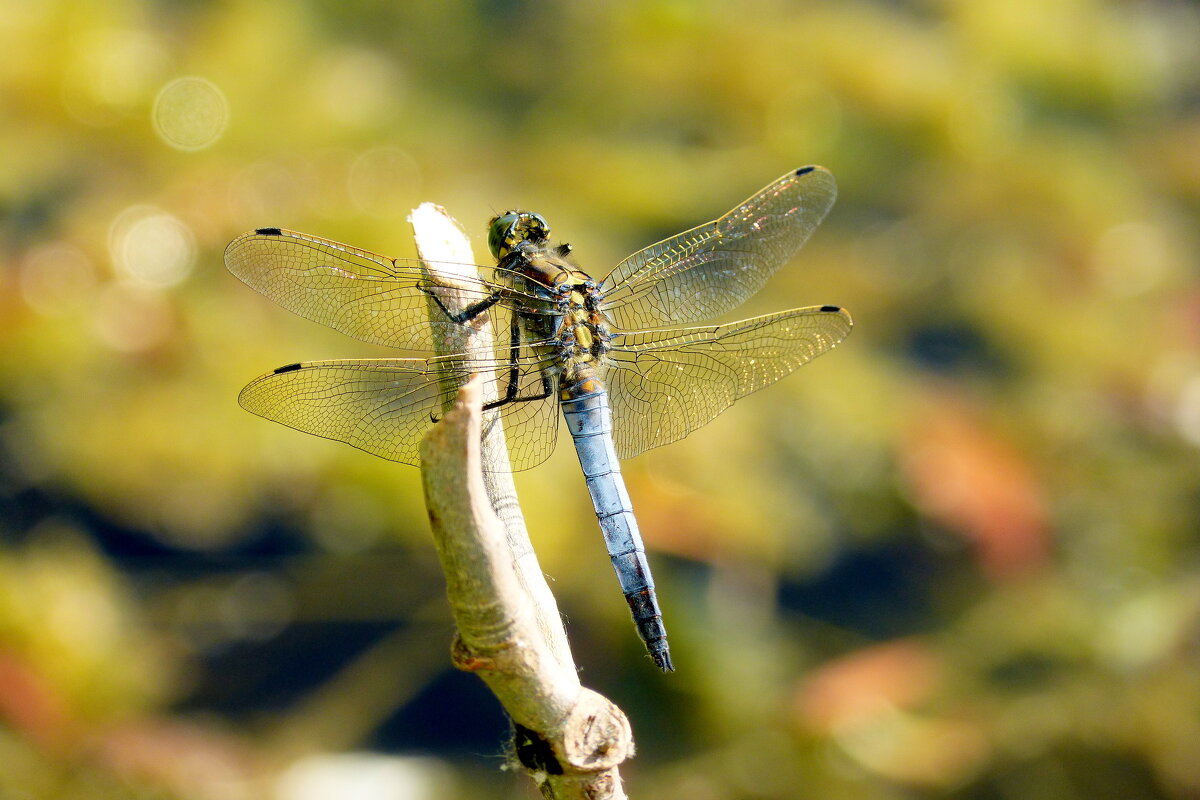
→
(487, 210, 610, 391)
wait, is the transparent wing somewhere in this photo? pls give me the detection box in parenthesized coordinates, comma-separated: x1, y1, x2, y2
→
(483, 355, 564, 472)
(238, 352, 561, 471)
(600, 167, 837, 329)
(601, 305, 852, 460)
(225, 228, 553, 352)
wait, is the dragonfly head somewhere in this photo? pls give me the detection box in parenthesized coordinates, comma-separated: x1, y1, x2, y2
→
(488, 210, 550, 260)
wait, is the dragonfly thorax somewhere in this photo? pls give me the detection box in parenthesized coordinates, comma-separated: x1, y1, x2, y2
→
(488, 212, 614, 384)
(557, 285, 611, 383)
(487, 218, 611, 403)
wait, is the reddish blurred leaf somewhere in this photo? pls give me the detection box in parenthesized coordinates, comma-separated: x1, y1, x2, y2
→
(795, 638, 939, 732)
(901, 395, 1049, 578)
(0, 647, 73, 750)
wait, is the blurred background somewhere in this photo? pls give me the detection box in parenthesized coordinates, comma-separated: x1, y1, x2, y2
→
(3, 0, 1200, 797)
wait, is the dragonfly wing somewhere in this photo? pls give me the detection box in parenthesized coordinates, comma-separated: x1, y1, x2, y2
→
(238, 354, 561, 471)
(485, 357, 563, 472)
(602, 305, 852, 460)
(600, 167, 837, 329)
(226, 228, 534, 351)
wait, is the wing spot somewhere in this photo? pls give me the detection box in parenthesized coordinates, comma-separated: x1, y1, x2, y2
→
(819, 305, 841, 312)
(255, 227, 284, 236)
(274, 362, 303, 373)
(795, 166, 816, 176)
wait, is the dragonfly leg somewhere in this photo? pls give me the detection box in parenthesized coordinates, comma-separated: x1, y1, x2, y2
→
(481, 375, 553, 410)
(428, 318, 552, 424)
(421, 285, 504, 324)
(482, 316, 553, 411)
(428, 376, 551, 423)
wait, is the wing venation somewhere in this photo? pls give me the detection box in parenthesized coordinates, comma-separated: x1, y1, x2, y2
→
(600, 167, 837, 329)
(601, 305, 852, 459)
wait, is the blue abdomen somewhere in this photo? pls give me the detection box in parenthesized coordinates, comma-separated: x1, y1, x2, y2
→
(560, 377, 673, 671)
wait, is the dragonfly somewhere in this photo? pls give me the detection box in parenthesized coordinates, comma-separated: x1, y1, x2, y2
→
(226, 166, 852, 672)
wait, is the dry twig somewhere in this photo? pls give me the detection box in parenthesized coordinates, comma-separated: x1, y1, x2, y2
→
(410, 204, 633, 799)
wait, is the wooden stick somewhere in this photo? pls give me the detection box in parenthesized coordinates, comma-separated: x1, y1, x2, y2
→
(410, 204, 633, 799)
(409, 203, 573, 668)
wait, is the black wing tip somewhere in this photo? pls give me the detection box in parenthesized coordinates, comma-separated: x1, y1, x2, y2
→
(816, 304, 854, 332)
(273, 362, 303, 374)
(255, 227, 284, 236)
(795, 165, 836, 182)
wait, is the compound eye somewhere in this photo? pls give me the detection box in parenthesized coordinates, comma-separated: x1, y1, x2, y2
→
(526, 213, 551, 241)
(487, 211, 551, 260)
(488, 212, 520, 259)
